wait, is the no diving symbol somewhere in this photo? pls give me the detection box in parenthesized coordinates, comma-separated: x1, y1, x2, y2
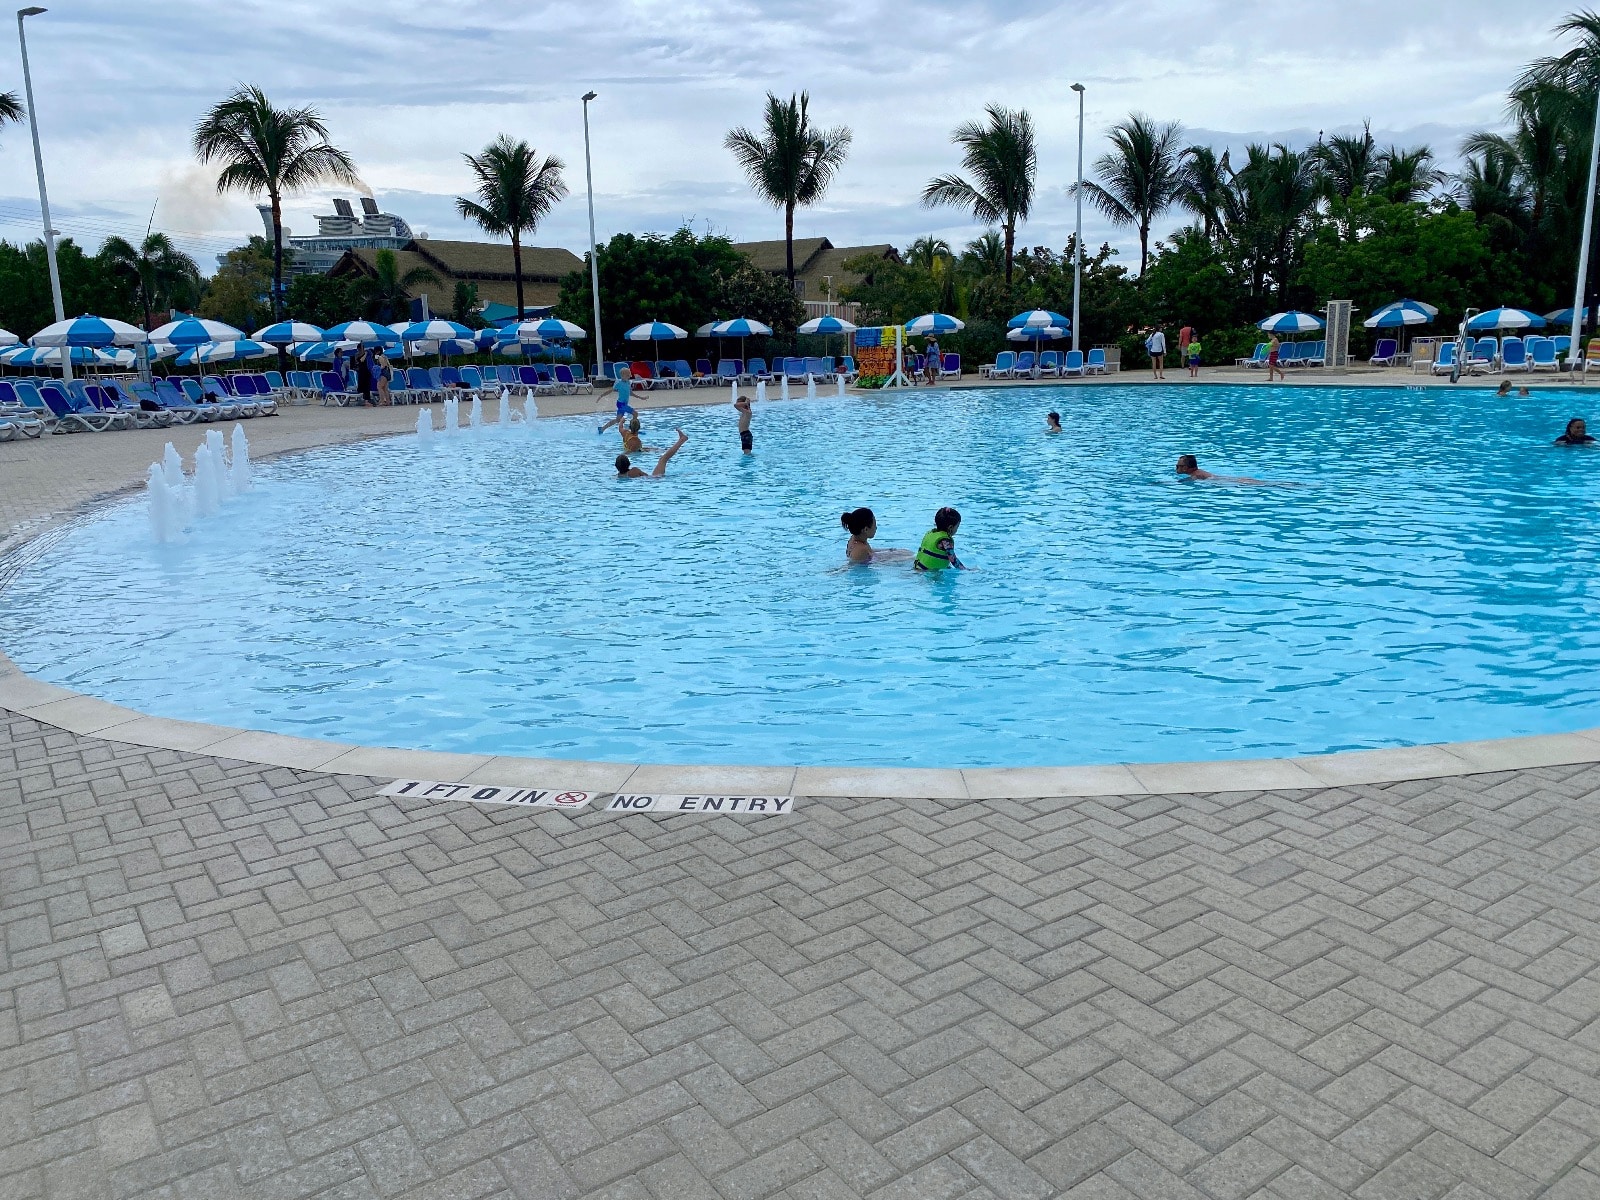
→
(550, 792, 587, 808)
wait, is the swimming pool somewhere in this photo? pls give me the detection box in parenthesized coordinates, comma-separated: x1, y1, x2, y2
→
(5, 383, 1599, 768)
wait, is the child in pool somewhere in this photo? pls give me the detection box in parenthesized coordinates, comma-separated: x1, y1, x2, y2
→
(913, 507, 965, 572)
(1046, 412, 1062, 433)
(599, 366, 637, 433)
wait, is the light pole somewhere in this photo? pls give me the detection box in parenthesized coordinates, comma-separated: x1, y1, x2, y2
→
(1071, 82, 1085, 357)
(582, 91, 605, 380)
(1569, 75, 1600, 376)
(17, 5, 70, 381)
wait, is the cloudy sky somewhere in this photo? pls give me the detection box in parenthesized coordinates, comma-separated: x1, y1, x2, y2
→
(0, 0, 1580, 273)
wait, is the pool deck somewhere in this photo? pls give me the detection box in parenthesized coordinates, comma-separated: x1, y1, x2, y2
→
(4, 381, 1600, 1198)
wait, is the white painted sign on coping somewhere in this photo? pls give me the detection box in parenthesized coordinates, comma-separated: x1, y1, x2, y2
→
(380, 779, 593, 809)
(603, 794, 795, 814)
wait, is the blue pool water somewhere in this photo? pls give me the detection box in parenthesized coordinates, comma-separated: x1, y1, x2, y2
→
(5, 383, 1600, 768)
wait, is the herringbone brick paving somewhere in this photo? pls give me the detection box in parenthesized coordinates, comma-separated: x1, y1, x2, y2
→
(4, 712, 1600, 1199)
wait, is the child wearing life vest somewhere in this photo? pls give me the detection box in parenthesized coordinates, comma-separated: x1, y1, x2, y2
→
(913, 507, 965, 572)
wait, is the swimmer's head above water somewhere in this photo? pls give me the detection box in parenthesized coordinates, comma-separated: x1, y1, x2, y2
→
(933, 506, 961, 533)
(615, 454, 631, 474)
(1176, 454, 1200, 475)
(1046, 411, 1062, 431)
(841, 507, 876, 537)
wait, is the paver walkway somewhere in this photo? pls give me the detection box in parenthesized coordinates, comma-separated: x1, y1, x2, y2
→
(5, 711, 1600, 1199)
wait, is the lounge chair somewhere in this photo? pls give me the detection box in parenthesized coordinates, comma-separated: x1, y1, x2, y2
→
(982, 351, 1016, 378)
(1584, 338, 1600, 374)
(1302, 341, 1326, 367)
(155, 379, 213, 420)
(1013, 350, 1037, 377)
(555, 365, 590, 393)
(784, 358, 808, 383)
(1554, 335, 1573, 362)
(716, 360, 742, 385)
(1501, 338, 1529, 372)
(103, 380, 173, 428)
(1369, 339, 1398, 366)
(1036, 350, 1061, 377)
(746, 357, 773, 383)
(0, 381, 46, 437)
(207, 376, 257, 416)
(940, 352, 961, 380)
(1529, 338, 1558, 372)
(1062, 350, 1085, 377)
(317, 370, 359, 406)
(694, 358, 714, 381)
(1085, 348, 1107, 375)
(241, 375, 278, 414)
(285, 370, 315, 403)
(1238, 343, 1269, 368)
(1430, 342, 1459, 376)
(517, 365, 556, 396)
(801, 356, 831, 382)
(1470, 337, 1496, 371)
(132, 380, 195, 425)
(38, 384, 117, 432)
(839, 355, 860, 383)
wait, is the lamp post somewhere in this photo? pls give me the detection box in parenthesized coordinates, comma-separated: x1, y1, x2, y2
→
(1569, 75, 1600, 375)
(1071, 82, 1085, 356)
(582, 91, 605, 380)
(17, 5, 70, 381)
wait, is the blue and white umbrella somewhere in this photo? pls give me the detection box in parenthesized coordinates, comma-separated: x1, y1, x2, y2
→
(624, 320, 687, 341)
(325, 320, 402, 347)
(148, 315, 244, 347)
(1543, 307, 1588, 327)
(1258, 310, 1325, 333)
(1363, 299, 1436, 329)
(497, 318, 583, 342)
(0, 327, 18, 348)
(2, 344, 132, 367)
(797, 314, 859, 335)
(31, 313, 149, 347)
(1007, 309, 1071, 331)
(709, 317, 772, 338)
(253, 320, 326, 346)
(176, 340, 273, 366)
(904, 312, 964, 335)
(1007, 325, 1068, 341)
(398, 318, 475, 343)
(1467, 307, 1545, 331)
(291, 340, 357, 362)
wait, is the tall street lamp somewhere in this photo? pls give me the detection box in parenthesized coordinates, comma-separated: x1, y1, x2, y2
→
(1570, 74, 1600, 374)
(17, 5, 70, 381)
(1071, 82, 1085, 357)
(582, 91, 605, 380)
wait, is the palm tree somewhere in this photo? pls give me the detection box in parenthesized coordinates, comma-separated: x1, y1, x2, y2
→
(455, 135, 568, 319)
(1313, 123, 1379, 200)
(1177, 145, 1232, 239)
(0, 91, 22, 146)
(348, 248, 440, 321)
(922, 105, 1036, 284)
(100, 232, 202, 330)
(1078, 113, 1185, 275)
(193, 85, 360, 320)
(905, 235, 953, 274)
(1372, 145, 1445, 203)
(725, 92, 853, 284)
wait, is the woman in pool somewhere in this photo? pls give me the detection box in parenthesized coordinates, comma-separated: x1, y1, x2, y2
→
(1555, 417, 1596, 445)
(840, 508, 910, 564)
(1046, 412, 1062, 433)
(913, 507, 966, 572)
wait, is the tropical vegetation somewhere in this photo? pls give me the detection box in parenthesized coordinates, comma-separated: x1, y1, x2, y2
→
(455, 135, 568, 320)
(192, 85, 360, 322)
(922, 105, 1036, 284)
(100, 232, 202, 331)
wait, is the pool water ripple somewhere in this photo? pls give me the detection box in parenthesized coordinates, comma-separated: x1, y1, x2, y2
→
(5, 383, 1599, 767)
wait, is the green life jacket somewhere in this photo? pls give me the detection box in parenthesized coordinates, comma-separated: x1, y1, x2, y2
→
(915, 529, 955, 571)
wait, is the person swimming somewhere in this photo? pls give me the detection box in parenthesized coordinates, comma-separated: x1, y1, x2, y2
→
(616, 429, 688, 477)
(1046, 412, 1062, 433)
(1175, 454, 1274, 485)
(1556, 417, 1596, 445)
(842, 508, 878, 563)
(913, 507, 965, 572)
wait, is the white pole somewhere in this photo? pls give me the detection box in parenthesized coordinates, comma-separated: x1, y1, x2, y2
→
(1570, 77, 1600, 375)
(1071, 82, 1085, 356)
(582, 92, 605, 381)
(17, 7, 70, 383)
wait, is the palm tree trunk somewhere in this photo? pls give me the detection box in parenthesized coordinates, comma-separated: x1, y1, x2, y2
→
(270, 191, 284, 321)
(785, 205, 795, 283)
(513, 233, 524, 318)
(1139, 219, 1150, 276)
(1003, 221, 1014, 285)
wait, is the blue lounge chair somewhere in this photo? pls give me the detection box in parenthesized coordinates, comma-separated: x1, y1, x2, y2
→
(1553, 335, 1573, 361)
(802, 356, 833, 382)
(784, 358, 808, 382)
(839, 355, 860, 383)
(1471, 337, 1496, 371)
(1086, 348, 1107, 374)
(745, 357, 774, 383)
(555, 364, 589, 393)
(694, 357, 714, 380)
(1239, 343, 1268, 368)
(1303, 341, 1326, 367)
(716, 360, 742, 384)
(38, 384, 117, 432)
(104, 380, 173, 428)
(1013, 350, 1036, 377)
(0, 381, 46, 437)
(207, 377, 257, 417)
(1370, 339, 1398, 366)
(1529, 337, 1558, 372)
(317, 371, 358, 406)
(983, 351, 1016, 378)
(940, 352, 961, 380)
(1501, 338, 1529, 372)
(1062, 350, 1085, 377)
(132, 380, 194, 425)
(1430, 342, 1458, 376)
(1036, 350, 1061, 377)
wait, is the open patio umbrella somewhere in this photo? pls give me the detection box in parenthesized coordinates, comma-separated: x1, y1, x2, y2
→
(177, 340, 273, 367)
(798, 314, 858, 359)
(3, 344, 132, 367)
(253, 320, 325, 346)
(1467, 307, 1545, 331)
(709, 317, 771, 367)
(623, 320, 688, 362)
(1007, 309, 1071, 331)
(148, 315, 244, 347)
(1545, 306, 1589, 326)
(31, 313, 149, 347)
(1363, 299, 1435, 329)
(1258, 310, 1325, 334)
(325, 320, 403, 348)
(0, 328, 17, 348)
(399, 318, 475, 343)
(291, 340, 357, 362)
(1007, 325, 1067, 341)
(904, 312, 964, 335)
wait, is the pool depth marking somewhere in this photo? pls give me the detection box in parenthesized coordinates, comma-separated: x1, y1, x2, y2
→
(379, 779, 594, 809)
(378, 780, 797, 815)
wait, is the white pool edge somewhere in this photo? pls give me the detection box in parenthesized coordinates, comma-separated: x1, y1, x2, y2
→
(4, 650, 1598, 798)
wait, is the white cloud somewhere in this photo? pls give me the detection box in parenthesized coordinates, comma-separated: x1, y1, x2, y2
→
(0, 0, 1576, 270)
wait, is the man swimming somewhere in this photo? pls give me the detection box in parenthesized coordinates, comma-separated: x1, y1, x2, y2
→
(1175, 453, 1275, 485)
(616, 429, 688, 478)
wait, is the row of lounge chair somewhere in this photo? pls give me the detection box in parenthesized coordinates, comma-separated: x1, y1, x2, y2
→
(1239, 341, 1327, 368)
(1422, 334, 1574, 375)
(303, 364, 596, 405)
(603, 356, 861, 389)
(0, 374, 283, 435)
(979, 349, 1108, 378)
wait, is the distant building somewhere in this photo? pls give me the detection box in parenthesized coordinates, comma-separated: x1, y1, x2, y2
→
(731, 237, 899, 320)
(328, 239, 585, 318)
(264, 197, 416, 278)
